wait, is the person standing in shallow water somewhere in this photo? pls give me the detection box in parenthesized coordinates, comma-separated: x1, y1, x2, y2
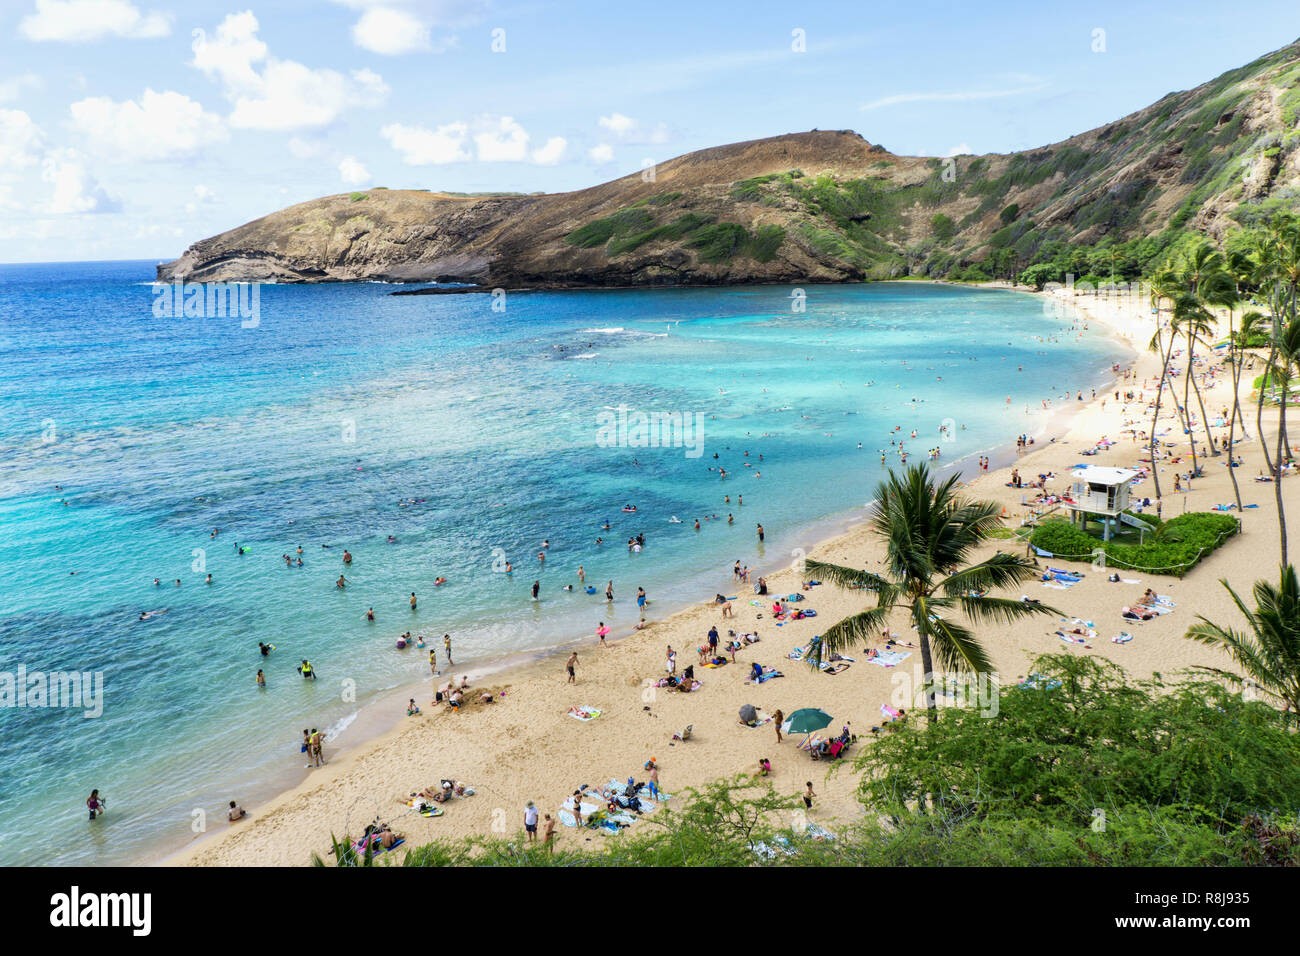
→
(443, 634, 453, 665)
(86, 789, 104, 820)
(410, 592, 417, 611)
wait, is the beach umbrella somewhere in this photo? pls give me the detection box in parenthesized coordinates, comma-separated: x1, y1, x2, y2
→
(738, 703, 758, 724)
(781, 707, 832, 735)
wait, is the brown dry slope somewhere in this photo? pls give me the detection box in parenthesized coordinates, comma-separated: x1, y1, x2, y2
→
(158, 38, 1300, 288)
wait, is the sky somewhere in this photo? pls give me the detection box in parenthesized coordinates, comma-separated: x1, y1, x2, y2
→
(0, 0, 1298, 263)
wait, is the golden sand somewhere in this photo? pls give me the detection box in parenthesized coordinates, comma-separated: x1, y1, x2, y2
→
(166, 283, 1297, 866)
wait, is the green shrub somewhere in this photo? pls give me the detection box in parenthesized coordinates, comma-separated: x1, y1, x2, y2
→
(1030, 511, 1238, 576)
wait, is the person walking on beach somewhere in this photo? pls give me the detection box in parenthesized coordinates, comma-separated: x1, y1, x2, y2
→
(429, 648, 439, 676)
(86, 789, 105, 820)
(566, 651, 579, 684)
(543, 812, 556, 851)
(597, 622, 609, 647)
(444, 634, 453, 665)
(803, 781, 815, 811)
(666, 645, 677, 675)
(773, 709, 784, 744)
(524, 801, 539, 842)
(309, 728, 324, 767)
(646, 758, 660, 799)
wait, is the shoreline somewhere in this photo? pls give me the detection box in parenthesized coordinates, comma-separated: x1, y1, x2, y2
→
(159, 282, 1143, 867)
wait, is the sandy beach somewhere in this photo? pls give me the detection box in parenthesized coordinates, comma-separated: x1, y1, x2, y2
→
(166, 281, 1295, 866)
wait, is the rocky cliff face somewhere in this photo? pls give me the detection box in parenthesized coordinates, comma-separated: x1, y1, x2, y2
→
(158, 39, 1300, 287)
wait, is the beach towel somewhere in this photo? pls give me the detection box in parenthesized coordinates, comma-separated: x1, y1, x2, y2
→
(418, 806, 445, 818)
(786, 647, 807, 661)
(1042, 581, 1074, 591)
(880, 704, 901, 720)
(821, 662, 850, 675)
(558, 809, 579, 828)
(867, 650, 911, 668)
(1111, 632, 1134, 644)
(1137, 603, 1174, 615)
(353, 835, 405, 855)
(1058, 632, 1088, 645)
(1153, 595, 1176, 608)
(1032, 546, 1054, 557)
(568, 706, 602, 721)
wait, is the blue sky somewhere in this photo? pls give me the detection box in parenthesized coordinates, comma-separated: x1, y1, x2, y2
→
(1, 0, 1297, 263)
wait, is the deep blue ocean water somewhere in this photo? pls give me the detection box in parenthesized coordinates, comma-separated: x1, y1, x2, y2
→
(0, 261, 1127, 864)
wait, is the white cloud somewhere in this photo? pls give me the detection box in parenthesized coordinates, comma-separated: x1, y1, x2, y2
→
(339, 155, 371, 185)
(474, 115, 529, 162)
(20, 0, 171, 43)
(192, 12, 389, 130)
(382, 115, 565, 166)
(381, 121, 470, 164)
(41, 149, 121, 214)
(597, 112, 670, 144)
(70, 89, 228, 162)
(0, 109, 45, 169)
(860, 85, 1044, 111)
(352, 7, 431, 55)
(945, 143, 972, 157)
(332, 0, 483, 54)
(183, 184, 216, 214)
(588, 143, 614, 163)
(0, 74, 42, 103)
(531, 136, 567, 166)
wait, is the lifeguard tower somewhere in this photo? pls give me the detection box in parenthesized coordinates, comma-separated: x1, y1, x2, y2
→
(1066, 466, 1143, 541)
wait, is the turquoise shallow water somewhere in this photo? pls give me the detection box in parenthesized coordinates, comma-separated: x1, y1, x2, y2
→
(0, 264, 1126, 865)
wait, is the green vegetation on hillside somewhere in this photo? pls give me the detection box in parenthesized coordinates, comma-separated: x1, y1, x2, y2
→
(564, 206, 786, 263)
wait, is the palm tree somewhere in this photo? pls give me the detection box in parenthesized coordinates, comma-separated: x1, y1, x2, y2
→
(1177, 245, 1229, 461)
(803, 464, 1057, 712)
(1186, 565, 1300, 721)
(1146, 269, 1183, 501)
(1171, 293, 1217, 476)
(1265, 319, 1300, 564)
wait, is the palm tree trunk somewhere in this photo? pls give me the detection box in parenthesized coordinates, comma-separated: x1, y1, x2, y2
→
(1190, 335, 1218, 456)
(1184, 332, 1200, 475)
(1149, 330, 1179, 501)
(1259, 339, 1278, 475)
(918, 632, 937, 712)
(1226, 325, 1244, 512)
(1276, 375, 1288, 566)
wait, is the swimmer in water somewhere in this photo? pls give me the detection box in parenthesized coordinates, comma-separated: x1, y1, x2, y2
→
(531, 580, 540, 600)
(366, 607, 375, 621)
(337, 575, 347, 588)
(343, 550, 352, 564)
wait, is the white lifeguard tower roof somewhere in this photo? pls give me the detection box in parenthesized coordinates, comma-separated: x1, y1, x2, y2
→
(1069, 466, 1138, 485)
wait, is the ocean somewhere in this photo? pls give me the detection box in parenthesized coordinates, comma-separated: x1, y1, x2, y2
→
(0, 261, 1127, 865)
